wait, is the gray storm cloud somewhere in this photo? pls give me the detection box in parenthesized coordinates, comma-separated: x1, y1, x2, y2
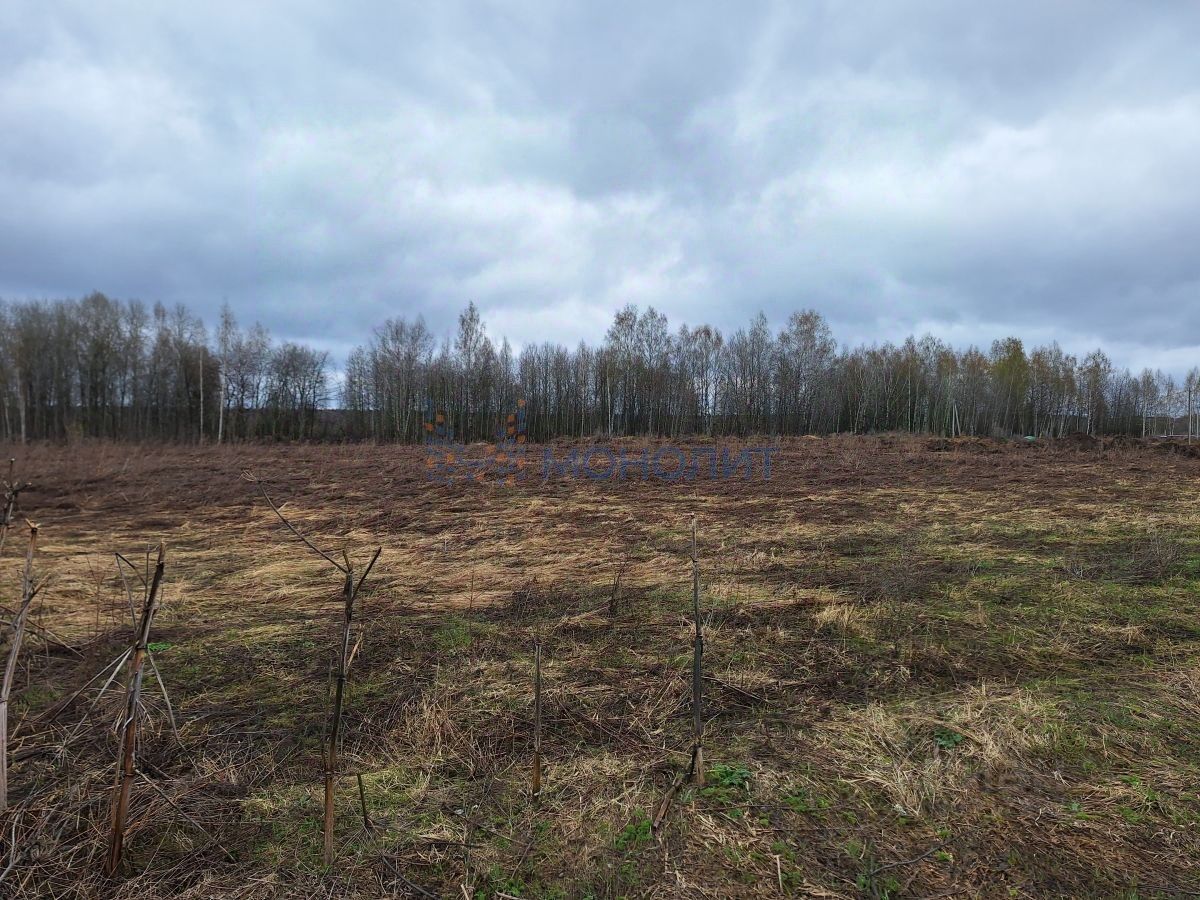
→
(1, 1, 1198, 369)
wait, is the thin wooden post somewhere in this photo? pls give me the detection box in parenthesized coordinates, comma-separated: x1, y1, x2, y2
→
(532, 641, 542, 799)
(0, 460, 27, 558)
(1, 460, 13, 527)
(105, 542, 166, 877)
(0, 523, 37, 813)
(324, 565, 354, 865)
(356, 773, 372, 832)
(323, 547, 381, 865)
(690, 516, 704, 785)
(609, 566, 623, 618)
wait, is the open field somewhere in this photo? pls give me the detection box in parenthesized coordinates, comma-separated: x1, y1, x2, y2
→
(3, 436, 1200, 898)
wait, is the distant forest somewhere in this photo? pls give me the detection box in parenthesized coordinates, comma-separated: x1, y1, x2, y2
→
(1, 293, 1197, 443)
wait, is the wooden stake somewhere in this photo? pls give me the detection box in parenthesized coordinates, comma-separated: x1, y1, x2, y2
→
(243, 472, 381, 866)
(532, 641, 542, 800)
(608, 565, 624, 618)
(0, 460, 28, 558)
(323, 547, 381, 865)
(357, 773, 372, 832)
(0, 523, 37, 813)
(690, 516, 704, 786)
(105, 542, 166, 877)
(324, 566, 353, 865)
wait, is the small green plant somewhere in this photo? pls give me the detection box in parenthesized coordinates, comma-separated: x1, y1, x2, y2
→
(147, 641, 172, 652)
(474, 867, 526, 898)
(933, 727, 965, 751)
(855, 856, 902, 899)
(1065, 800, 1094, 820)
(770, 840, 797, 864)
(856, 872, 902, 899)
(700, 763, 753, 805)
(783, 790, 830, 813)
(615, 814, 652, 851)
(708, 763, 752, 790)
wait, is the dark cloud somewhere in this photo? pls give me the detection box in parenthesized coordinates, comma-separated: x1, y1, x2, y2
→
(2, 1, 1198, 371)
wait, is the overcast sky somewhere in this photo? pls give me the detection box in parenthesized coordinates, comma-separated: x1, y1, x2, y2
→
(2, 2, 1198, 373)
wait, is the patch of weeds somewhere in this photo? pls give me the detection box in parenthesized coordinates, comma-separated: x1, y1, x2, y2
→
(598, 646, 635, 668)
(700, 763, 752, 805)
(851, 846, 902, 900)
(433, 617, 473, 651)
(709, 763, 752, 790)
(147, 641, 173, 652)
(856, 871, 902, 899)
(1118, 806, 1145, 825)
(357, 768, 414, 814)
(771, 840, 797, 864)
(781, 868, 806, 892)
(933, 727, 965, 751)
(617, 860, 638, 886)
(1065, 800, 1095, 821)
(16, 683, 58, 711)
(615, 814, 652, 851)
(783, 789, 831, 813)
(723, 846, 758, 883)
(646, 585, 687, 611)
(1117, 773, 1172, 820)
(474, 867, 526, 898)
(1042, 720, 1099, 771)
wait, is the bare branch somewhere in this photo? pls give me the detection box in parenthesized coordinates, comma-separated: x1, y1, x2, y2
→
(241, 471, 347, 573)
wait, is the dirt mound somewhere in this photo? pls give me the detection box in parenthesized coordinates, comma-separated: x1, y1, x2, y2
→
(1141, 437, 1200, 459)
(924, 436, 1005, 453)
(1053, 432, 1101, 450)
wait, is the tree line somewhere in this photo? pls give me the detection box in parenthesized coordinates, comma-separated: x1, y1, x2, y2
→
(0, 294, 327, 442)
(2, 293, 1197, 443)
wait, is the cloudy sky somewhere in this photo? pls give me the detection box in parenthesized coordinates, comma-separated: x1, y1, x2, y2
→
(2, 2, 1198, 372)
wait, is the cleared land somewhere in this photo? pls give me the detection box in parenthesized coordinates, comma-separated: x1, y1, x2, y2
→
(3, 436, 1200, 898)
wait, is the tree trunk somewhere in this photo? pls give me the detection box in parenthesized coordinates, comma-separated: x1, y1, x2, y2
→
(17, 374, 26, 446)
(217, 365, 225, 445)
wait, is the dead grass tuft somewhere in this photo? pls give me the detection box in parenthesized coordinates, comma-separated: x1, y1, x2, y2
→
(830, 683, 1062, 815)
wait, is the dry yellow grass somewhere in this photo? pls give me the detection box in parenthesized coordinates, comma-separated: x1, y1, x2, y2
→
(1, 436, 1199, 897)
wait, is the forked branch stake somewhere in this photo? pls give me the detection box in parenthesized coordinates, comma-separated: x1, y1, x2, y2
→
(532, 640, 543, 800)
(243, 471, 382, 866)
(105, 542, 166, 877)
